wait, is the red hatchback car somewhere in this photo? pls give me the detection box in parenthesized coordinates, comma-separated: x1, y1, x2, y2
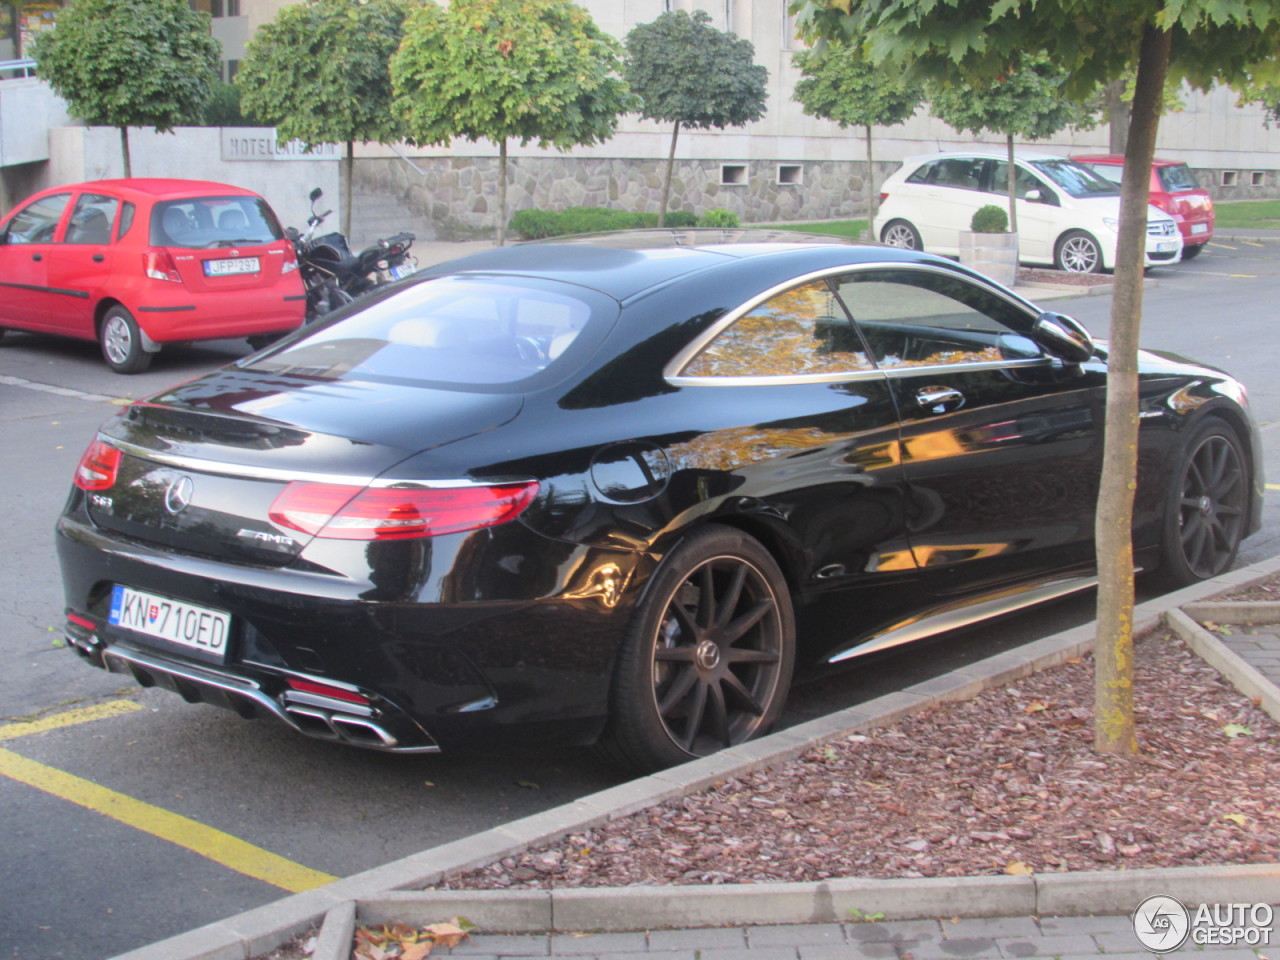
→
(0, 178, 305, 373)
(1071, 154, 1215, 259)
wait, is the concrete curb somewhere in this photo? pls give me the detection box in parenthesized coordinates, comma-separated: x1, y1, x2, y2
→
(1166, 606, 1280, 725)
(106, 552, 1280, 960)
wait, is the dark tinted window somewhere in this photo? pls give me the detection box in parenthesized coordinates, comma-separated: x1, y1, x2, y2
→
(244, 276, 617, 389)
(1157, 163, 1201, 192)
(151, 196, 283, 249)
(929, 158, 986, 190)
(64, 193, 119, 245)
(117, 202, 136, 241)
(4, 192, 70, 243)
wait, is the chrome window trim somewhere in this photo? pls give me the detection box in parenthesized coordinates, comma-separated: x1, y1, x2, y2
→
(663, 260, 1043, 386)
(104, 437, 499, 489)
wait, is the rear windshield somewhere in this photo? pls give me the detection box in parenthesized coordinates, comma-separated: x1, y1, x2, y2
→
(151, 196, 283, 249)
(1157, 163, 1202, 192)
(1029, 159, 1120, 198)
(242, 275, 619, 390)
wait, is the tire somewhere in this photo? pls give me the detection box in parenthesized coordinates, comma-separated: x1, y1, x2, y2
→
(1055, 230, 1103, 274)
(1181, 243, 1203, 260)
(1149, 419, 1249, 590)
(99, 306, 152, 374)
(597, 526, 795, 774)
(880, 219, 923, 250)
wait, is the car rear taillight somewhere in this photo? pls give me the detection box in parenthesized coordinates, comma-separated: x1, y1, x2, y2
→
(879, 192, 889, 203)
(144, 249, 183, 282)
(282, 244, 299, 274)
(268, 480, 540, 541)
(73, 439, 121, 491)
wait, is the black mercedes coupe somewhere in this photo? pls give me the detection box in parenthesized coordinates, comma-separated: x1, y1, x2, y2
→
(56, 231, 1262, 772)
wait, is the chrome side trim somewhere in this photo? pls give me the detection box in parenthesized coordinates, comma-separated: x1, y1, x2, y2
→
(663, 260, 1042, 383)
(827, 575, 1097, 664)
(104, 437, 505, 489)
(668, 357, 1052, 388)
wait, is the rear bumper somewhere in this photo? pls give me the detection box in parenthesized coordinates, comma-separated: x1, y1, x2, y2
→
(133, 289, 304, 342)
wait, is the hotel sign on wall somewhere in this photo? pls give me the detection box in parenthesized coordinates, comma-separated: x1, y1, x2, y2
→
(221, 130, 340, 161)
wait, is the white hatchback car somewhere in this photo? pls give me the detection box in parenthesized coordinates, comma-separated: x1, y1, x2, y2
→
(873, 151, 1182, 273)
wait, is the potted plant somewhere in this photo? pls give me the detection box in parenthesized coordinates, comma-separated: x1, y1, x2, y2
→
(959, 204, 1019, 286)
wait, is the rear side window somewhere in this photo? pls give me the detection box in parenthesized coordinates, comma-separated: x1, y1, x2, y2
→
(117, 202, 136, 241)
(1157, 164, 1201, 192)
(64, 194, 119, 245)
(4, 192, 71, 243)
(151, 196, 283, 249)
(244, 276, 618, 390)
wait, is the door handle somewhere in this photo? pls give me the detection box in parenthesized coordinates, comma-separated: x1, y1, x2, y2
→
(92, 254, 105, 262)
(31, 253, 41, 261)
(915, 385, 966, 414)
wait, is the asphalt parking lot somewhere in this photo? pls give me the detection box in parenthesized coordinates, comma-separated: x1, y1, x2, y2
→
(4, 235, 1280, 959)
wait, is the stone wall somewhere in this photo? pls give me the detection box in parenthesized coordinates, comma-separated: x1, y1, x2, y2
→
(353, 155, 902, 241)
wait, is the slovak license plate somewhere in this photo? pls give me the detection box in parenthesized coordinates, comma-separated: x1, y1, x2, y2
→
(109, 585, 230, 658)
(204, 257, 260, 277)
(1191, 223, 1208, 235)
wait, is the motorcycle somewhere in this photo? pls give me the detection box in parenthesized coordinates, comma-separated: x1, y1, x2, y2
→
(286, 188, 418, 321)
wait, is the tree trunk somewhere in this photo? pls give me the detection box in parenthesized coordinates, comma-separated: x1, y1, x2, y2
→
(660, 119, 681, 228)
(120, 126, 131, 179)
(1005, 133, 1018, 234)
(1093, 23, 1171, 756)
(865, 125, 877, 226)
(1107, 78, 1131, 155)
(341, 141, 354, 240)
(497, 137, 508, 247)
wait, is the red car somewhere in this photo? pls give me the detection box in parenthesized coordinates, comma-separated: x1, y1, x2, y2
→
(0, 178, 305, 373)
(1070, 154, 1215, 259)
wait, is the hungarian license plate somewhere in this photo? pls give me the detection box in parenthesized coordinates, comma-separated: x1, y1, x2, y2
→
(1157, 241, 1178, 253)
(389, 261, 417, 280)
(204, 256, 260, 277)
(109, 585, 230, 658)
(1191, 223, 1208, 235)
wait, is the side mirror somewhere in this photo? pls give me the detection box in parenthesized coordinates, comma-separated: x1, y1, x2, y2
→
(309, 187, 323, 204)
(1032, 311, 1095, 364)
(1024, 189, 1042, 203)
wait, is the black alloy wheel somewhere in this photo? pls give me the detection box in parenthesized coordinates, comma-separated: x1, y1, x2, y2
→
(1153, 420, 1248, 588)
(599, 526, 795, 773)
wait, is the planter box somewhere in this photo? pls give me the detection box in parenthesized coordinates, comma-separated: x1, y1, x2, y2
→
(959, 230, 1019, 287)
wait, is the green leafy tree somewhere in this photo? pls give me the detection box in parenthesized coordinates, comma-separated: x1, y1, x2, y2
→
(236, 0, 409, 237)
(30, 0, 220, 177)
(929, 58, 1097, 232)
(792, 44, 922, 225)
(792, 0, 1280, 756)
(625, 10, 768, 226)
(391, 0, 636, 245)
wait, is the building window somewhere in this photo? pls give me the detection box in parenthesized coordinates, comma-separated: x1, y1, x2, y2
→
(210, 0, 240, 17)
(1251, 171, 1266, 186)
(777, 164, 803, 185)
(721, 163, 748, 185)
(1221, 170, 1238, 187)
(225, 59, 240, 82)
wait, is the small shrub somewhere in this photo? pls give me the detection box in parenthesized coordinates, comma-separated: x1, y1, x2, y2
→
(664, 210, 699, 228)
(970, 204, 1009, 233)
(509, 209, 562, 240)
(699, 208, 741, 228)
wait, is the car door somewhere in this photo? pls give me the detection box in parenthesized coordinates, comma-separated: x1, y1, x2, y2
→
(986, 161, 1061, 262)
(43, 191, 121, 336)
(912, 157, 990, 254)
(668, 276, 925, 656)
(830, 264, 1106, 600)
(0, 191, 72, 331)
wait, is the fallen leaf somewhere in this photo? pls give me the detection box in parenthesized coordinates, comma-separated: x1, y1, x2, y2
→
(1222, 813, 1248, 827)
(1005, 860, 1033, 875)
(1024, 701, 1050, 713)
(425, 922, 469, 948)
(1223, 723, 1254, 738)
(401, 943, 432, 960)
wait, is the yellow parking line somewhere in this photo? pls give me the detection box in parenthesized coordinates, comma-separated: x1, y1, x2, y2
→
(1210, 242, 1237, 249)
(0, 748, 336, 892)
(1229, 274, 1258, 278)
(1242, 240, 1264, 247)
(1267, 484, 1280, 491)
(0, 700, 144, 741)
(0, 700, 336, 892)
